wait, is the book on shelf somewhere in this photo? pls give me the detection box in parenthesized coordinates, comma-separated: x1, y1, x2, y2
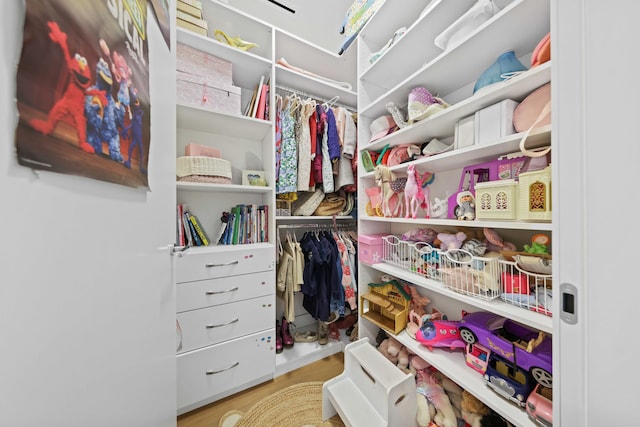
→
(250, 75, 265, 118)
(177, 18, 207, 36)
(188, 212, 210, 246)
(176, 0, 203, 19)
(255, 83, 269, 120)
(212, 204, 267, 245)
(177, 204, 186, 246)
(179, 0, 202, 8)
(176, 10, 208, 29)
(182, 209, 194, 247)
(186, 215, 203, 246)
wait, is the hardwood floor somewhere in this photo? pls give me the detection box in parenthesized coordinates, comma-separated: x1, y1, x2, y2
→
(177, 352, 345, 427)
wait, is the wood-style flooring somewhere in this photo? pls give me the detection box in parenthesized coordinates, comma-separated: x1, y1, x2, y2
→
(177, 352, 345, 427)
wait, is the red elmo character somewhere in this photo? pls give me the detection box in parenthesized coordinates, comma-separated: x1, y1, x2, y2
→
(30, 21, 104, 154)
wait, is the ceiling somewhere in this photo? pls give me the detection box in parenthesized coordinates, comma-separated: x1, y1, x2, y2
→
(222, 0, 354, 54)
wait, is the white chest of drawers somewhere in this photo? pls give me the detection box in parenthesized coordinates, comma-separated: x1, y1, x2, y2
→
(176, 243, 275, 415)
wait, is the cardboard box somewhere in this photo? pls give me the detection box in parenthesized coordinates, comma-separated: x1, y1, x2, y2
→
(358, 234, 386, 265)
(177, 43, 233, 89)
(474, 99, 519, 145)
(177, 70, 241, 115)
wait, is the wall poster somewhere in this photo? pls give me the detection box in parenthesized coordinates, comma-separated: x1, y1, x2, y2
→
(15, 0, 151, 189)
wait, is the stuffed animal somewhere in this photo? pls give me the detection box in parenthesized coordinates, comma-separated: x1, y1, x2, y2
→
(483, 228, 517, 252)
(415, 366, 457, 427)
(377, 336, 410, 371)
(437, 232, 467, 251)
(461, 390, 491, 427)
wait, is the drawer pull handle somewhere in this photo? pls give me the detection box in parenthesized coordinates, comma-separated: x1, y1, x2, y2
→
(205, 260, 239, 268)
(206, 361, 239, 375)
(205, 318, 239, 329)
(205, 287, 239, 295)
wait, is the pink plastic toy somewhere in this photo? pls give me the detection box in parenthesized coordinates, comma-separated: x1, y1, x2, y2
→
(416, 318, 466, 351)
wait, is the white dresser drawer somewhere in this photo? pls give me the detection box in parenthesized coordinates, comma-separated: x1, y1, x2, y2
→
(177, 271, 274, 313)
(176, 294, 274, 353)
(177, 329, 275, 412)
(176, 243, 274, 283)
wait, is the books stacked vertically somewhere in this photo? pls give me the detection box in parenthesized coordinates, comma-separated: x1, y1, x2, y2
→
(176, 1, 207, 36)
(243, 75, 270, 120)
(218, 204, 269, 245)
(177, 203, 210, 247)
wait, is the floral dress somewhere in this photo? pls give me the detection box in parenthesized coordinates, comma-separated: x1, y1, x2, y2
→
(276, 96, 298, 194)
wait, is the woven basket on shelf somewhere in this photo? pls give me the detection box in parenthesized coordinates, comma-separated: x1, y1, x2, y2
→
(176, 156, 232, 179)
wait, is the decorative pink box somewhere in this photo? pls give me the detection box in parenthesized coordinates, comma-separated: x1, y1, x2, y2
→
(177, 43, 233, 88)
(185, 143, 220, 158)
(177, 70, 241, 115)
(358, 234, 386, 265)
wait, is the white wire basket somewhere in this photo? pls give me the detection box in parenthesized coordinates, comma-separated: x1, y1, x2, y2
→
(439, 249, 502, 300)
(499, 259, 553, 316)
(409, 242, 442, 280)
(381, 235, 411, 270)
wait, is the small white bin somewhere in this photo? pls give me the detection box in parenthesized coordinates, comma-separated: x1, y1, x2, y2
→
(499, 259, 552, 316)
(475, 179, 518, 220)
(439, 249, 502, 300)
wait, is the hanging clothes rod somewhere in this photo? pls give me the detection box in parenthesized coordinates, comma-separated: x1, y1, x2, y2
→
(275, 85, 356, 112)
(277, 220, 357, 231)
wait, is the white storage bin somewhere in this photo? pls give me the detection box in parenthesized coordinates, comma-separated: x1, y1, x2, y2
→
(475, 179, 518, 220)
(474, 99, 519, 145)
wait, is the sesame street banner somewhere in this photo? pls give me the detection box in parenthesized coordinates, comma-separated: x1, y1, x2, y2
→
(16, 0, 151, 189)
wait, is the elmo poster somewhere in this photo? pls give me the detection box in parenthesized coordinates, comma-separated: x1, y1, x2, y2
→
(16, 0, 151, 189)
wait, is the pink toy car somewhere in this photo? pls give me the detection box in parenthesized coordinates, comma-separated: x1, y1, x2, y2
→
(526, 383, 553, 426)
(416, 319, 466, 351)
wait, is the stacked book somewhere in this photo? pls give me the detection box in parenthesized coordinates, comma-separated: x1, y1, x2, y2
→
(218, 204, 269, 245)
(177, 203, 210, 247)
(177, 0, 207, 36)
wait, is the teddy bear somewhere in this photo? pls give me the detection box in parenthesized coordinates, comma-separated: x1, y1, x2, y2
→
(378, 335, 410, 372)
(436, 231, 467, 251)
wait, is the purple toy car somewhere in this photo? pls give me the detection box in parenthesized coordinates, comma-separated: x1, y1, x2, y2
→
(458, 311, 552, 388)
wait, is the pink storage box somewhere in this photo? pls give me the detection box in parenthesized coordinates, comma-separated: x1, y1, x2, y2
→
(177, 43, 233, 88)
(358, 234, 386, 265)
(177, 70, 241, 115)
(185, 143, 220, 158)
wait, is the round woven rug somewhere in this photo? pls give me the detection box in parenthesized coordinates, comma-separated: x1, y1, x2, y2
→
(218, 382, 345, 427)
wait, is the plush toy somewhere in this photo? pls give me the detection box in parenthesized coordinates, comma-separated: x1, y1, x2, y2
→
(483, 228, 517, 252)
(29, 21, 105, 154)
(378, 336, 409, 371)
(437, 232, 467, 251)
(461, 390, 491, 427)
(415, 365, 457, 427)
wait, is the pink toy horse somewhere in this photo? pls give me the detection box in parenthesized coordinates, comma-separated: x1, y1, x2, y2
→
(405, 164, 430, 219)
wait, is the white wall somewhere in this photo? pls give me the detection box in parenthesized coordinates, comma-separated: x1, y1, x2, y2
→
(0, 2, 176, 427)
(226, 0, 354, 53)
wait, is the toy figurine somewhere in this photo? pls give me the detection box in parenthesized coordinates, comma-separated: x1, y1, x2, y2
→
(454, 191, 476, 220)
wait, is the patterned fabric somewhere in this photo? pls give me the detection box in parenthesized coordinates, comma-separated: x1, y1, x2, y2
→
(274, 95, 283, 186)
(297, 100, 315, 191)
(276, 99, 297, 194)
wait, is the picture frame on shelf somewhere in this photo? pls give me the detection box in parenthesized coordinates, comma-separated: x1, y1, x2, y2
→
(242, 170, 267, 186)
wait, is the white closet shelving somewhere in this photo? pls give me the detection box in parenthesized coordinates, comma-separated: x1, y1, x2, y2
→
(355, 1, 551, 426)
(175, 0, 359, 411)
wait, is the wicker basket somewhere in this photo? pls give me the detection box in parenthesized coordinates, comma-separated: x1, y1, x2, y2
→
(176, 156, 232, 179)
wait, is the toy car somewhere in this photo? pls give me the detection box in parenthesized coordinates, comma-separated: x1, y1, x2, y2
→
(526, 383, 553, 426)
(465, 342, 491, 374)
(484, 353, 535, 407)
(415, 319, 466, 351)
(458, 311, 552, 388)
